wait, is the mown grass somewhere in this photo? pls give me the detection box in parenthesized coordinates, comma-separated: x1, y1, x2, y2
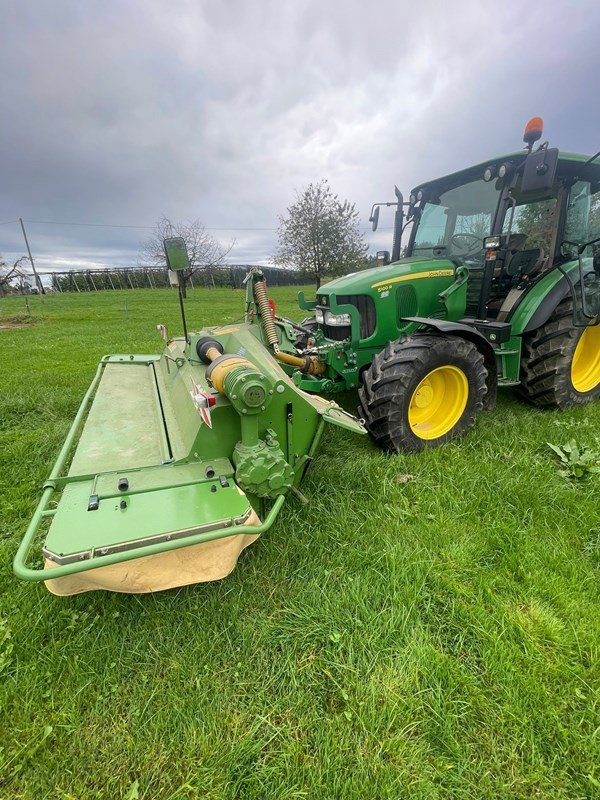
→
(0, 287, 599, 800)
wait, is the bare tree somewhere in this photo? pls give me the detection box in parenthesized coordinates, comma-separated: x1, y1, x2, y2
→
(0, 255, 28, 297)
(139, 217, 233, 296)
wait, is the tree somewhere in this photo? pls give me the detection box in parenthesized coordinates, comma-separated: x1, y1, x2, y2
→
(139, 217, 233, 296)
(274, 180, 367, 289)
(0, 255, 28, 296)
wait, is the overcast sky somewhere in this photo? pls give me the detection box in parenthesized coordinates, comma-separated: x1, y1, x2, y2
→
(1, 0, 599, 275)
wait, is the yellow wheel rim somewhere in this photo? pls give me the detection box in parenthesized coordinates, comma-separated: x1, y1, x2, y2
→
(409, 365, 469, 440)
(571, 325, 600, 393)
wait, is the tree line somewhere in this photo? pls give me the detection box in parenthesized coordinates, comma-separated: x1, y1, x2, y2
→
(1, 178, 372, 295)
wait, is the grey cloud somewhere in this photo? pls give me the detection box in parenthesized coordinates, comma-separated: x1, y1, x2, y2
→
(1, 0, 599, 274)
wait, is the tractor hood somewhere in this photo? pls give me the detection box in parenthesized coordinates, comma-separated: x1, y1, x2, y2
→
(302, 255, 458, 348)
(319, 256, 456, 297)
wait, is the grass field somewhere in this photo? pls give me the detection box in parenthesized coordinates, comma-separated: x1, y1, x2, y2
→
(0, 286, 599, 800)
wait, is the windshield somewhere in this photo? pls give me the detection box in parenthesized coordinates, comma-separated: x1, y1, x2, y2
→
(410, 176, 501, 265)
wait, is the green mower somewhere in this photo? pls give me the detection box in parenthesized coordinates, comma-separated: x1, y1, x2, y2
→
(269, 117, 600, 450)
(13, 245, 366, 595)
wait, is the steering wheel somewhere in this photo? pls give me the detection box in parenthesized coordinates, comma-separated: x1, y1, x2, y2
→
(449, 233, 483, 257)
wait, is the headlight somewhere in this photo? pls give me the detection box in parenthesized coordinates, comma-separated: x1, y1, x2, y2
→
(315, 309, 324, 324)
(484, 235, 501, 249)
(483, 166, 495, 182)
(324, 310, 351, 326)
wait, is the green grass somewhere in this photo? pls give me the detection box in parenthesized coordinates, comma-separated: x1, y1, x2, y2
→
(0, 287, 599, 799)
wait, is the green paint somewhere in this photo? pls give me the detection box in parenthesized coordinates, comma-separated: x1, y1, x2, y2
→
(14, 317, 365, 584)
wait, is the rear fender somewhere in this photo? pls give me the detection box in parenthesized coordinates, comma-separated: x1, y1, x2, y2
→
(509, 261, 583, 334)
(402, 317, 497, 411)
(520, 275, 571, 333)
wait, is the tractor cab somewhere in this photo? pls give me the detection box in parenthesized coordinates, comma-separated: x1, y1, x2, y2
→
(403, 118, 600, 328)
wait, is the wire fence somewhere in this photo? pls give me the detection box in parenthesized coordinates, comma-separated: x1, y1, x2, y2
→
(32, 265, 306, 293)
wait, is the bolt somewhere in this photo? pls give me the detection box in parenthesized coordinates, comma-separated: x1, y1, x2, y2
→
(276, 385, 284, 394)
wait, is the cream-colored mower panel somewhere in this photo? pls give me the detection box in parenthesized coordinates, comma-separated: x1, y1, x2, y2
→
(43, 508, 261, 596)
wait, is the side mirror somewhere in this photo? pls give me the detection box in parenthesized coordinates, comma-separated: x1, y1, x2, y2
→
(369, 206, 380, 232)
(376, 250, 390, 266)
(522, 147, 559, 193)
(163, 237, 190, 271)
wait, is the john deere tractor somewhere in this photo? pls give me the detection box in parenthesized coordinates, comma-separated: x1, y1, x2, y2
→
(254, 118, 600, 451)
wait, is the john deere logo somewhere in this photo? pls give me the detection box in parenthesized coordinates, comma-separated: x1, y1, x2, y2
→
(372, 269, 454, 290)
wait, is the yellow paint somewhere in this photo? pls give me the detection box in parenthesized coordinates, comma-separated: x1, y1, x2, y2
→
(209, 355, 252, 394)
(214, 325, 241, 334)
(408, 365, 468, 440)
(571, 325, 600, 393)
(371, 269, 454, 290)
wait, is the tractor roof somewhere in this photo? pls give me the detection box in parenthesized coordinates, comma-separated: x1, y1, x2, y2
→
(413, 151, 599, 193)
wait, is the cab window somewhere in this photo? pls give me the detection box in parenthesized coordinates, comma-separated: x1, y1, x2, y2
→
(564, 180, 600, 257)
(411, 177, 500, 264)
(502, 196, 558, 254)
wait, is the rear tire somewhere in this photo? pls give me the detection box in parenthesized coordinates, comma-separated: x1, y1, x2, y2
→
(517, 298, 600, 408)
(358, 334, 488, 453)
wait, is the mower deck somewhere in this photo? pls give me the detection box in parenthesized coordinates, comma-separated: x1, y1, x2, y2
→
(69, 359, 170, 473)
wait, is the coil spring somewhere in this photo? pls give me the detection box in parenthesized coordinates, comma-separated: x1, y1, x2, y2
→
(254, 277, 279, 351)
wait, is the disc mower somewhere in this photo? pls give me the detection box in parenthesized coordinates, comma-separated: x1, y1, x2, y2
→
(271, 118, 600, 451)
(13, 243, 365, 595)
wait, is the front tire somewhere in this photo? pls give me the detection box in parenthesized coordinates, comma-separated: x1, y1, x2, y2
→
(518, 298, 600, 408)
(358, 334, 488, 453)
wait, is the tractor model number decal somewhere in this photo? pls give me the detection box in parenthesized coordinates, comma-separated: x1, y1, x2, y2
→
(372, 269, 454, 291)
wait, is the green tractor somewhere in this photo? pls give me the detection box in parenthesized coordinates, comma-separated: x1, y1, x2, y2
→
(266, 117, 600, 451)
(12, 117, 600, 596)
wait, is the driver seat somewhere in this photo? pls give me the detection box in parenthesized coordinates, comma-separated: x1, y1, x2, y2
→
(504, 247, 546, 279)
